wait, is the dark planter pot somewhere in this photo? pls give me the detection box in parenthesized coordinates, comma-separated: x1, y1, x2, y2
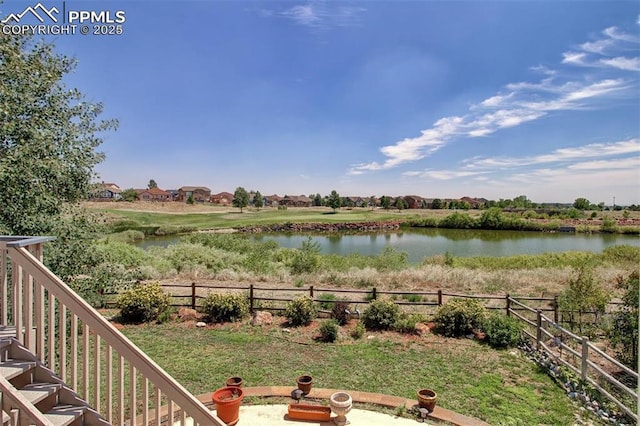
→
(225, 376, 243, 388)
(296, 375, 313, 395)
(417, 388, 437, 413)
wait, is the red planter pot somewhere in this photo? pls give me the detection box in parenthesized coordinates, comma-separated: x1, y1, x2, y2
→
(212, 387, 244, 426)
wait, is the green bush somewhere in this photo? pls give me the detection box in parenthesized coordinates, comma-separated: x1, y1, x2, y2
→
(350, 322, 365, 339)
(290, 238, 321, 274)
(318, 319, 339, 342)
(483, 313, 523, 348)
(317, 293, 337, 310)
(393, 313, 425, 334)
(434, 298, 486, 337)
(116, 283, 170, 324)
(285, 296, 317, 326)
(362, 299, 400, 330)
(608, 271, 638, 368)
(330, 300, 351, 326)
(201, 293, 249, 323)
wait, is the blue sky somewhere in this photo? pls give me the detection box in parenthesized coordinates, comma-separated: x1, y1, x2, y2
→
(3, 1, 639, 204)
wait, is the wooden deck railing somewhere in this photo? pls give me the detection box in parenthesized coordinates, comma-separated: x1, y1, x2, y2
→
(0, 236, 223, 426)
(507, 296, 638, 422)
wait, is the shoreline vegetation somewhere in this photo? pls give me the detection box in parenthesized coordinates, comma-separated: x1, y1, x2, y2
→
(89, 203, 640, 299)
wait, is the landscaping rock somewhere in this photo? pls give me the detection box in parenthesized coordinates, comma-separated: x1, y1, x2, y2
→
(251, 311, 273, 326)
(195, 321, 207, 328)
(414, 323, 430, 336)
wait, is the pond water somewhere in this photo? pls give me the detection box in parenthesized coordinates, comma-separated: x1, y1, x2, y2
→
(136, 228, 640, 264)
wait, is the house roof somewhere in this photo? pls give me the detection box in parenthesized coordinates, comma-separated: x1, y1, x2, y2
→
(179, 186, 211, 192)
(211, 192, 233, 199)
(136, 187, 170, 196)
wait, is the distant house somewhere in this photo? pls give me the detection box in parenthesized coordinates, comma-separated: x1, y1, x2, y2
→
(403, 195, 424, 209)
(211, 192, 233, 205)
(92, 182, 121, 201)
(177, 186, 211, 203)
(136, 187, 171, 202)
(281, 195, 312, 207)
(165, 189, 180, 201)
(264, 195, 283, 207)
(460, 196, 488, 209)
(344, 196, 365, 208)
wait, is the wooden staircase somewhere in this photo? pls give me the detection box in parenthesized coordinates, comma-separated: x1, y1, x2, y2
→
(0, 336, 109, 426)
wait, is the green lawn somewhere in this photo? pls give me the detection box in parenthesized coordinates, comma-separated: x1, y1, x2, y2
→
(101, 207, 443, 230)
(122, 321, 577, 425)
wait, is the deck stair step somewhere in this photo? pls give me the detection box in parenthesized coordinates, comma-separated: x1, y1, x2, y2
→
(0, 337, 110, 425)
(44, 404, 86, 426)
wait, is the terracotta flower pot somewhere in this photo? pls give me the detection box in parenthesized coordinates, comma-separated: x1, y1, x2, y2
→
(417, 388, 437, 413)
(212, 387, 244, 426)
(287, 403, 331, 421)
(225, 376, 243, 388)
(296, 375, 313, 395)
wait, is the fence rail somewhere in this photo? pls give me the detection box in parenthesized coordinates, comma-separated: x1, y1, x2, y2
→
(507, 298, 638, 422)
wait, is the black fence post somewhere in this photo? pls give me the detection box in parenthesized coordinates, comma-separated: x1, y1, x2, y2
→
(249, 284, 254, 313)
(437, 289, 442, 306)
(309, 285, 314, 298)
(372, 287, 377, 300)
(506, 294, 511, 317)
(191, 282, 196, 309)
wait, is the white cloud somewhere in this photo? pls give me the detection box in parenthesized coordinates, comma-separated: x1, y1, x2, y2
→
(276, 3, 366, 30)
(348, 22, 639, 178)
(599, 57, 640, 71)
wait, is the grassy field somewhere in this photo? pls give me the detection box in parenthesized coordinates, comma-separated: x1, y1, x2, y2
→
(121, 320, 578, 425)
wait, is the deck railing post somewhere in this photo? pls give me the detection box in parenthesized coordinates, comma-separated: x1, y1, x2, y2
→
(581, 336, 589, 382)
(536, 310, 542, 350)
(553, 296, 559, 324)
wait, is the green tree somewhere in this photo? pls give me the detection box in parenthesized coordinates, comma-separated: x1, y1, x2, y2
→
(148, 179, 158, 189)
(573, 197, 591, 210)
(369, 196, 377, 209)
(394, 197, 407, 212)
(431, 198, 443, 209)
(0, 33, 116, 299)
(380, 195, 391, 210)
(327, 190, 341, 212)
(120, 188, 138, 202)
(313, 193, 323, 207)
(186, 194, 194, 205)
(0, 35, 117, 235)
(557, 268, 610, 334)
(253, 190, 263, 209)
(233, 187, 250, 212)
(608, 271, 639, 368)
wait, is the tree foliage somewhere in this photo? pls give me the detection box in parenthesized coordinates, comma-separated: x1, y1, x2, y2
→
(327, 190, 341, 212)
(573, 197, 591, 210)
(380, 195, 391, 210)
(148, 179, 157, 189)
(0, 36, 117, 235)
(233, 187, 249, 212)
(608, 271, 638, 368)
(253, 190, 263, 209)
(557, 268, 610, 334)
(120, 188, 138, 202)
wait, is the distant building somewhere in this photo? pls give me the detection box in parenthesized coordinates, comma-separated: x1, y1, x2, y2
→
(177, 186, 211, 203)
(92, 182, 121, 201)
(136, 187, 171, 202)
(211, 192, 233, 205)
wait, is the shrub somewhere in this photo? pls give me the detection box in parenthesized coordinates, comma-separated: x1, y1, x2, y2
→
(116, 283, 170, 324)
(434, 298, 486, 337)
(351, 322, 365, 339)
(285, 296, 317, 326)
(330, 301, 351, 326)
(557, 267, 609, 334)
(290, 238, 321, 274)
(317, 293, 337, 310)
(201, 293, 249, 323)
(608, 271, 638, 368)
(483, 313, 523, 348)
(362, 299, 400, 331)
(393, 313, 425, 334)
(318, 319, 339, 342)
